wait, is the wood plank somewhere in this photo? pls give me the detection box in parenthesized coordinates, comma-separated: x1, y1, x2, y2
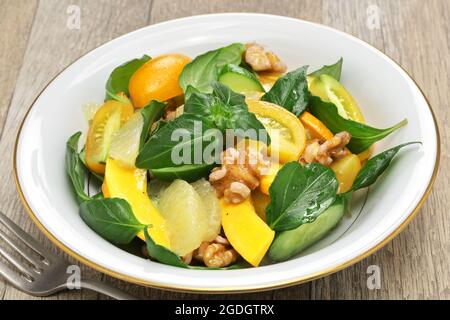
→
(0, 0, 154, 300)
(0, 0, 38, 299)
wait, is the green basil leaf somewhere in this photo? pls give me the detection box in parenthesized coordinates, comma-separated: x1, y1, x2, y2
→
(66, 132, 91, 203)
(136, 83, 269, 175)
(136, 114, 219, 169)
(105, 55, 151, 101)
(346, 142, 421, 193)
(309, 96, 408, 153)
(144, 228, 243, 269)
(261, 66, 310, 116)
(309, 58, 343, 81)
(266, 162, 339, 232)
(144, 227, 188, 268)
(80, 198, 146, 245)
(179, 43, 245, 93)
(139, 100, 167, 151)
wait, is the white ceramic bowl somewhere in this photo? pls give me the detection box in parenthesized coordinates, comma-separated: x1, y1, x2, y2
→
(14, 13, 439, 293)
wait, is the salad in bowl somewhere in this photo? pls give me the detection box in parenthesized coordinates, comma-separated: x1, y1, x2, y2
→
(66, 42, 418, 270)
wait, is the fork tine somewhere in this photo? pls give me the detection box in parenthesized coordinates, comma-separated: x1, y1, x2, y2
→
(0, 211, 55, 262)
(0, 244, 35, 279)
(0, 260, 27, 289)
(0, 228, 44, 270)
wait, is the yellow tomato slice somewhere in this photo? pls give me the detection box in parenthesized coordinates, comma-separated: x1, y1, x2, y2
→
(102, 158, 171, 248)
(309, 74, 365, 123)
(85, 93, 134, 174)
(129, 54, 191, 108)
(247, 100, 306, 163)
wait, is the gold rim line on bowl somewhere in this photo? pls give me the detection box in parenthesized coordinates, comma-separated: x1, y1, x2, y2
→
(12, 14, 441, 294)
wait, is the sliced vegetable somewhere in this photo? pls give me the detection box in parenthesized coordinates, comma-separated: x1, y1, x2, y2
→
(259, 162, 281, 195)
(261, 66, 310, 116)
(85, 94, 134, 174)
(346, 142, 421, 194)
(269, 195, 346, 262)
(105, 55, 151, 101)
(66, 132, 91, 203)
(309, 74, 365, 123)
(309, 57, 343, 81)
(157, 180, 211, 256)
(102, 158, 171, 248)
(80, 198, 145, 245)
(266, 162, 339, 231)
(179, 43, 245, 93)
(129, 54, 191, 108)
(309, 96, 408, 154)
(331, 154, 362, 193)
(150, 164, 216, 182)
(258, 71, 283, 91)
(247, 100, 306, 163)
(299, 111, 334, 141)
(221, 198, 275, 267)
(218, 64, 264, 94)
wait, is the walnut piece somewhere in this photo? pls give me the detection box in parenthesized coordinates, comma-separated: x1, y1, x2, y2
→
(244, 43, 287, 73)
(209, 144, 269, 204)
(300, 131, 352, 166)
(194, 236, 237, 268)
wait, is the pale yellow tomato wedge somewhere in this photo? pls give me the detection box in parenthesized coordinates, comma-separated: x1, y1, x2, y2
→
(102, 158, 171, 248)
(330, 154, 362, 193)
(247, 100, 306, 163)
(220, 198, 275, 267)
(85, 93, 134, 174)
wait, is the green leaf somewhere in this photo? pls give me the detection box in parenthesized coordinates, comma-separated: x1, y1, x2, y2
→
(144, 228, 188, 268)
(261, 66, 310, 116)
(309, 96, 408, 153)
(66, 132, 91, 203)
(266, 162, 339, 232)
(139, 100, 167, 151)
(105, 55, 151, 101)
(179, 43, 245, 93)
(80, 198, 146, 245)
(144, 228, 244, 270)
(309, 58, 343, 81)
(136, 83, 269, 177)
(346, 142, 421, 193)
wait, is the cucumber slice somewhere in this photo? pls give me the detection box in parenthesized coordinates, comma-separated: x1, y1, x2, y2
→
(218, 64, 265, 93)
(269, 196, 346, 262)
(150, 163, 215, 182)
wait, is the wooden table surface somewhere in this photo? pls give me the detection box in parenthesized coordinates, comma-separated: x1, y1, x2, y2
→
(0, 0, 448, 300)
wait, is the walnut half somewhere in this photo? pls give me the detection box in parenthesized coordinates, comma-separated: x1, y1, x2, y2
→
(194, 236, 237, 268)
(244, 43, 287, 73)
(300, 131, 352, 166)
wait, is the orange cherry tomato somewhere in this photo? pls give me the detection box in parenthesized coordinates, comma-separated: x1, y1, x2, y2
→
(129, 54, 191, 108)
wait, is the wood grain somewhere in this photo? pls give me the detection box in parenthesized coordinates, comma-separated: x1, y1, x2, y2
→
(0, 0, 448, 300)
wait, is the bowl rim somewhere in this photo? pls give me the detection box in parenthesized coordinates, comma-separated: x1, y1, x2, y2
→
(13, 13, 441, 294)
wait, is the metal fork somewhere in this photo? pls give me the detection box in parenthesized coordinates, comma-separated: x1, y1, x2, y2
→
(0, 211, 137, 300)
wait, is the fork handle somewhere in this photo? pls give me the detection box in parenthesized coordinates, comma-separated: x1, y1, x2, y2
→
(80, 279, 138, 300)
